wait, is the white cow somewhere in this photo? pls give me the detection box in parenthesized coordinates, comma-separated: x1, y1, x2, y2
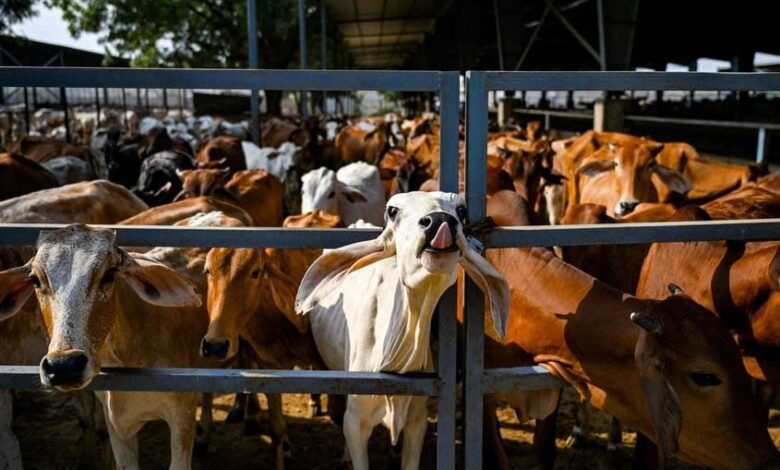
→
(41, 156, 94, 185)
(301, 162, 385, 226)
(295, 191, 509, 470)
(243, 141, 300, 183)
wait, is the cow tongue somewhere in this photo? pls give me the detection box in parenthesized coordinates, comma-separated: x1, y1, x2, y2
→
(431, 222, 453, 250)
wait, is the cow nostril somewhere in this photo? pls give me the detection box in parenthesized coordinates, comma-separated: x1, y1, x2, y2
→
(419, 216, 432, 228)
(201, 339, 230, 359)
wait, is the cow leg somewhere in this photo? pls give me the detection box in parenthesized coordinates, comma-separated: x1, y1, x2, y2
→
(342, 396, 373, 470)
(0, 391, 22, 470)
(267, 393, 291, 470)
(165, 398, 198, 470)
(326, 394, 351, 466)
(566, 398, 591, 448)
(400, 396, 428, 470)
(103, 419, 141, 470)
(607, 417, 624, 467)
(483, 395, 509, 470)
(244, 393, 263, 436)
(532, 396, 560, 470)
(309, 393, 324, 417)
(194, 393, 214, 458)
(632, 432, 659, 470)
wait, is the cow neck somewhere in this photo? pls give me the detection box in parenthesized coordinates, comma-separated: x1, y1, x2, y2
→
(491, 246, 645, 378)
(378, 272, 449, 373)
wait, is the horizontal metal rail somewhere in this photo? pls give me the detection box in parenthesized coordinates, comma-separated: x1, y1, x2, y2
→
(0, 366, 439, 395)
(0, 220, 779, 248)
(486, 71, 780, 91)
(482, 367, 564, 393)
(0, 67, 444, 91)
(516, 107, 780, 131)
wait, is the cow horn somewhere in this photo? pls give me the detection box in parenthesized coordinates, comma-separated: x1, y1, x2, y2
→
(630, 312, 663, 336)
(667, 283, 683, 295)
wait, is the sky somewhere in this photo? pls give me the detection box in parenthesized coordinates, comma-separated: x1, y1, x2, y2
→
(12, 5, 104, 54)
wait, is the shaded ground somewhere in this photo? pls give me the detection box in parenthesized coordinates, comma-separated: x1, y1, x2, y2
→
(12, 388, 780, 469)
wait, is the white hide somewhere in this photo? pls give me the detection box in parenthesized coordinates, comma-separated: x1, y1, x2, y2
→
(139, 117, 163, 135)
(296, 191, 509, 470)
(325, 121, 340, 141)
(301, 162, 385, 227)
(41, 156, 93, 185)
(243, 141, 300, 183)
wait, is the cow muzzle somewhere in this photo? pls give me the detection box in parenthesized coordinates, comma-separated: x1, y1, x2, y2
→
(419, 212, 459, 254)
(200, 338, 231, 360)
(40, 350, 91, 390)
(615, 200, 639, 217)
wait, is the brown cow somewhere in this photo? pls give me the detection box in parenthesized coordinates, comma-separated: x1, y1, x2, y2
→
(638, 186, 780, 389)
(578, 141, 691, 217)
(201, 210, 341, 465)
(476, 190, 779, 469)
(0, 181, 149, 467)
(334, 123, 395, 165)
(0, 152, 59, 201)
(0, 180, 148, 223)
(377, 148, 431, 199)
(758, 171, 780, 196)
(196, 135, 247, 171)
(119, 196, 252, 226)
(261, 117, 309, 149)
(0, 214, 239, 469)
(174, 169, 284, 227)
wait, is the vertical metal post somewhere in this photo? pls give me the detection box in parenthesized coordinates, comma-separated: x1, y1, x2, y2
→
(492, 0, 504, 71)
(597, 0, 607, 71)
(136, 88, 142, 109)
(463, 70, 488, 470)
(179, 89, 185, 117)
(757, 127, 769, 164)
(247, 0, 261, 145)
(163, 88, 169, 114)
(59, 51, 71, 143)
(95, 88, 101, 127)
(121, 88, 128, 127)
(298, 0, 309, 119)
(23, 87, 30, 134)
(436, 71, 460, 470)
(320, 0, 327, 114)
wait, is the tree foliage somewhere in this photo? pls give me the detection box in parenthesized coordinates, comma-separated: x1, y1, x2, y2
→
(0, 0, 37, 33)
(46, 0, 349, 70)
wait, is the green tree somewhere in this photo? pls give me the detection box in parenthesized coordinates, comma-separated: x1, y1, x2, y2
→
(0, 0, 37, 33)
(47, 0, 352, 114)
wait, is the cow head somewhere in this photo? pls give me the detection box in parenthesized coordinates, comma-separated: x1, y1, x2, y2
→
(0, 225, 200, 390)
(174, 168, 233, 202)
(201, 248, 300, 360)
(296, 191, 510, 340)
(300, 167, 368, 215)
(578, 142, 691, 217)
(629, 293, 779, 469)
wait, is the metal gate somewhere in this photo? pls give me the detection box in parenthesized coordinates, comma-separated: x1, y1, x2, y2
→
(1, 67, 780, 468)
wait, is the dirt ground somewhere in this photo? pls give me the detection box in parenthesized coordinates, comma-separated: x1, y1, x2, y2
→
(11, 387, 780, 469)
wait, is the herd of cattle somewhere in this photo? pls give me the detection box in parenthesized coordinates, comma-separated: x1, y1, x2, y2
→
(0, 111, 779, 470)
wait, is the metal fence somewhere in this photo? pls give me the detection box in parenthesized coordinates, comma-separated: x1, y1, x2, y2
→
(1, 67, 780, 468)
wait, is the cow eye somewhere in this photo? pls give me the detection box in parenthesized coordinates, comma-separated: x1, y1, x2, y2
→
(251, 269, 261, 279)
(690, 372, 722, 387)
(456, 205, 468, 223)
(647, 159, 657, 169)
(101, 267, 117, 284)
(328, 191, 336, 198)
(27, 275, 41, 288)
(386, 206, 399, 221)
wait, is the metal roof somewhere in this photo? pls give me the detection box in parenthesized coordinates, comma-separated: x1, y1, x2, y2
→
(326, 0, 437, 68)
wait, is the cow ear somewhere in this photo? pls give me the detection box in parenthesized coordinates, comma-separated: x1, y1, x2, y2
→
(296, 227, 395, 315)
(632, 312, 682, 466)
(653, 165, 692, 195)
(0, 262, 35, 321)
(118, 251, 202, 307)
(458, 235, 510, 340)
(577, 158, 615, 177)
(263, 261, 308, 333)
(339, 183, 368, 203)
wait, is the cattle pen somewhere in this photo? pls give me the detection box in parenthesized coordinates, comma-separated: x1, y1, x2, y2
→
(0, 67, 779, 468)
